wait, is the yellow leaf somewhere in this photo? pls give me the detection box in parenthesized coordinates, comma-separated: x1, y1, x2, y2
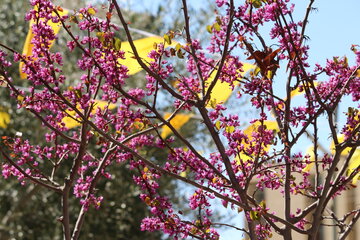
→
(87, 7, 96, 15)
(0, 111, 10, 129)
(117, 37, 177, 76)
(348, 150, 360, 185)
(176, 49, 184, 59)
(236, 153, 252, 164)
(213, 22, 221, 31)
(205, 63, 255, 108)
(161, 113, 193, 138)
(249, 66, 261, 77)
(329, 135, 360, 185)
(290, 81, 319, 98)
(163, 34, 171, 45)
(215, 120, 221, 130)
(62, 100, 116, 129)
(61, 109, 81, 129)
(92, 100, 117, 110)
(20, 6, 69, 79)
(17, 95, 25, 103)
(330, 134, 353, 156)
(225, 125, 235, 133)
(175, 43, 182, 51)
(114, 38, 122, 51)
(235, 120, 278, 164)
(356, 69, 360, 78)
(243, 120, 278, 137)
(266, 70, 273, 79)
(302, 146, 315, 173)
(0, 75, 6, 87)
(132, 121, 145, 130)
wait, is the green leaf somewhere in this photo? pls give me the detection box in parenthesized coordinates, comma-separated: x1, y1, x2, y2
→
(0, 111, 10, 129)
(206, 25, 213, 34)
(74, 89, 82, 99)
(175, 43, 182, 51)
(209, 98, 217, 108)
(259, 200, 266, 209)
(96, 32, 105, 43)
(114, 38, 121, 51)
(215, 121, 221, 130)
(225, 126, 235, 133)
(177, 49, 184, 59)
(216, 16, 222, 25)
(252, 66, 261, 76)
(87, 7, 96, 15)
(252, 0, 263, 8)
(164, 34, 172, 45)
(250, 210, 260, 221)
(133, 121, 144, 130)
(266, 70, 273, 79)
(213, 22, 221, 32)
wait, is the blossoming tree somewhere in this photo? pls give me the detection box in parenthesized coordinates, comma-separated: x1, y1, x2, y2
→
(0, 0, 359, 239)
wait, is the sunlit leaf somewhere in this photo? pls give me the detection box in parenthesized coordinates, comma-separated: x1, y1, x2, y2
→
(250, 210, 260, 220)
(117, 37, 177, 75)
(0, 110, 10, 129)
(348, 150, 360, 185)
(215, 121, 221, 130)
(259, 200, 266, 209)
(205, 63, 255, 108)
(114, 37, 121, 51)
(290, 81, 319, 98)
(87, 7, 96, 15)
(163, 34, 172, 45)
(225, 125, 235, 133)
(235, 120, 279, 164)
(176, 49, 184, 59)
(62, 100, 116, 129)
(161, 113, 193, 138)
(243, 120, 278, 137)
(20, 5, 69, 79)
(329, 134, 360, 184)
(175, 43, 182, 51)
(133, 121, 145, 130)
(251, 0, 263, 8)
(356, 69, 360, 78)
(213, 22, 221, 31)
(96, 32, 105, 43)
(302, 146, 315, 173)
